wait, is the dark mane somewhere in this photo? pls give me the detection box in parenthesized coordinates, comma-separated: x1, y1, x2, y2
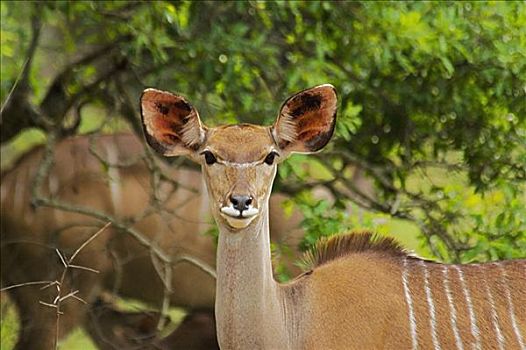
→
(301, 231, 409, 270)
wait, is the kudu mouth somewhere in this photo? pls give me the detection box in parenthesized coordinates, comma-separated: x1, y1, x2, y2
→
(220, 206, 259, 219)
(219, 204, 259, 229)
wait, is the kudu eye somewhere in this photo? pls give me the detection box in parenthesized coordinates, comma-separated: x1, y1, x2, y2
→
(202, 151, 217, 165)
(264, 151, 279, 165)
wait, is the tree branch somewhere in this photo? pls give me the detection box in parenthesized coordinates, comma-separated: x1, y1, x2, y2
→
(0, 5, 43, 142)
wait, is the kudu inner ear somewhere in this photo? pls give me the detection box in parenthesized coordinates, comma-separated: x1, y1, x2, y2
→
(273, 84, 337, 154)
(141, 88, 205, 157)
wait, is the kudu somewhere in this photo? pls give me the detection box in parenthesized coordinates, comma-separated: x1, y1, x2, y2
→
(141, 84, 526, 350)
(0, 133, 303, 349)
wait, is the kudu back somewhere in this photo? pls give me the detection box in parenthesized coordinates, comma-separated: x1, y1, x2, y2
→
(0, 133, 303, 349)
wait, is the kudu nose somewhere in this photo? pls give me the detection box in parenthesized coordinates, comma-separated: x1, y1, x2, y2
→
(230, 195, 253, 212)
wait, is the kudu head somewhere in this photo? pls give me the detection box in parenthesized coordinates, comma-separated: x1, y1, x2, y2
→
(141, 85, 337, 232)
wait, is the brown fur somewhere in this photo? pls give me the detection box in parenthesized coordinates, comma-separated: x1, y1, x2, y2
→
(206, 125, 275, 163)
(301, 231, 408, 270)
(300, 238, 526, 349)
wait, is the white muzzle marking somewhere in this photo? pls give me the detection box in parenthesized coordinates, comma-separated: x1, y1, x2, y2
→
(220, 206, 259, 218)
(220, 205, 259, 229)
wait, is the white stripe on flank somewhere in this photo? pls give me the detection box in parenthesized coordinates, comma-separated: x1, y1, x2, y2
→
(421, 260, 441, 350)
(453, 265, 481, 350)
(495, 263, 525, 350)
(402, 258, 418, 350)
(442, 265, 464, 350)
(105, 144, 122, 214)
(480, 266, 505, 350)
(13, 166, 25, 215)
(0, 180, 7, 203)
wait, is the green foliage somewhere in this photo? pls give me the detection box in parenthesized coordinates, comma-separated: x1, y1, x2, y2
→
(295, 194, 353, 252)
(2, 1, 525, 263)
(0, 300, 18, 350)
(446, 182, 526, 262)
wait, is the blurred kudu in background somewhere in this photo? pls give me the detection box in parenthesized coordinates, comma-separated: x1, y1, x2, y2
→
(1, 133, 307, 349)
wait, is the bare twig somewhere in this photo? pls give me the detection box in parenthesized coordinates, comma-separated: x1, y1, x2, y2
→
(70, 222, 112, 263)
(29, 136, 173, 264)
(64, 57, 128, 114)
(173, 254, 217, 280)
(18, 119, 219, 347)
(1, 280, 56, 292)
(68, 265, 100, 274)
(158, 261, 172, 331)
(0, 57, 30, 118)
(0, 222, 111, 349)
(49, 222, 112, 349)
(56, 249, 68, 268)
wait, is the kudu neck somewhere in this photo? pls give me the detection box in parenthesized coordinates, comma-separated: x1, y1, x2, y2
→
(215, 202, 289, 348)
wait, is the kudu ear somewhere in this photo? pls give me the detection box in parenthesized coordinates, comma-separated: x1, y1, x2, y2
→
(141, 88, 206, 157)
(272, 84, 337, 155)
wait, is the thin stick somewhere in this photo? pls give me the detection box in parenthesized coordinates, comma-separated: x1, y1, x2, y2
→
(69, 222, 112, 263)
(1, 280, 56, 292)
(173, 254, 217, 280)
(56, 249, 68, 267)
(0, 58, 29, 116)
